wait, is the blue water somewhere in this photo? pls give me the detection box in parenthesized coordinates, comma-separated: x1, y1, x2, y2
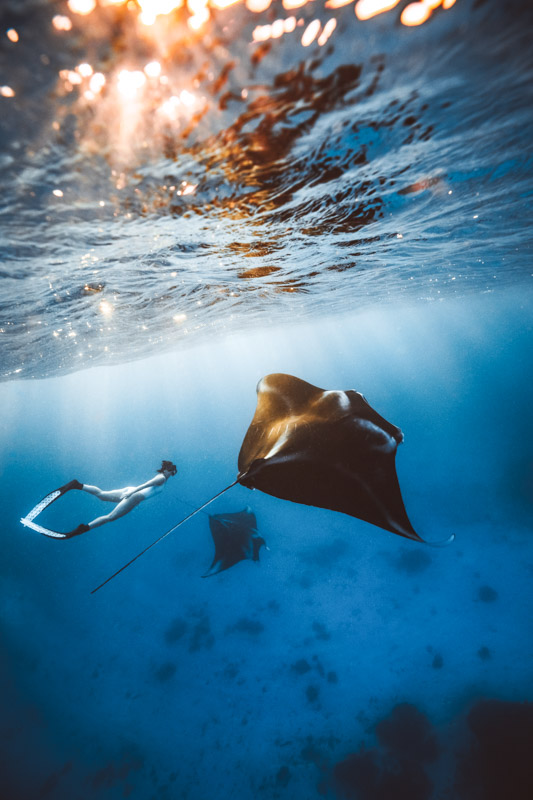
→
(2, 290, 532, 798)
(1, 0, 533, 798)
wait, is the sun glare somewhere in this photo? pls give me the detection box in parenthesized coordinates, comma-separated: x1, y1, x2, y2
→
(14, 0, 460, 177)
(355, 0, 401, 21)
(117, 69, 147, 97)
(99, 300, 115, 316)
(52, 15, 73, 31)
(301, 20, 321, 47)
(144, 61, 162, 78)
(67, 0, 97, 15)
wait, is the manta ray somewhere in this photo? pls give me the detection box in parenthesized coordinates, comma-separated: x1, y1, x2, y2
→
(237, 373, 422, 542)
(203, 507, 266, 577)
(91, 373, 453, 592)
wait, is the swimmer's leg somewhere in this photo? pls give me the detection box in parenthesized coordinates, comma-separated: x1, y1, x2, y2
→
(87, 493, 144, 530)
(81, 484, 129, 503)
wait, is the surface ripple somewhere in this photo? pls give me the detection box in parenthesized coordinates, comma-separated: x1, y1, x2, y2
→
(0, 0, 531, 379)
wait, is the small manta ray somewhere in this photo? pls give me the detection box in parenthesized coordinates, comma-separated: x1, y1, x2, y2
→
(92, 373, 453, 592)
(203, 507, 266, 577)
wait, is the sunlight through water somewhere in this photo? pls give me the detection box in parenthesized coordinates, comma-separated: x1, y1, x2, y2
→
(0, 0, 531, 380)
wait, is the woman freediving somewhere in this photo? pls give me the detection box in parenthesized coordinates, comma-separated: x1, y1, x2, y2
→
(20, 460, 178, 539)
(66, 460, 178, 538)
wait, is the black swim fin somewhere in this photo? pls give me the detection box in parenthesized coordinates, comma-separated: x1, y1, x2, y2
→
(66, 523, 90, 538)
(58, 479, 83, 494)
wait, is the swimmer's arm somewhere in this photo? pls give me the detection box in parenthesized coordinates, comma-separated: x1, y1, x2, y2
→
(123, 474, 166, 497)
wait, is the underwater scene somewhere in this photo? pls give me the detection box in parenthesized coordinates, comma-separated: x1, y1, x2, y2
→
(1, 0, 532, 798)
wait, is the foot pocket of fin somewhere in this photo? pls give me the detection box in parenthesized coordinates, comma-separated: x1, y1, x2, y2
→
(65, 523, 90, 539)
(58, 479, 83, 494)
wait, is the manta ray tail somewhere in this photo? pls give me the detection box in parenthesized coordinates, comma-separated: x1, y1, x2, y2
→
(91, 480, 239, 594)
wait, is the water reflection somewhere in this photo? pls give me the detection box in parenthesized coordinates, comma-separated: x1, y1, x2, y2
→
(0, 0, 531, 380)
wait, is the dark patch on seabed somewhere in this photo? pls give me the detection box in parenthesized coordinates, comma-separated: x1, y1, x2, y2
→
(164, 617, 188, 644)
(226, 617, 265, 635)
(329, 700, 533, 800)
(88, 747, 144, 794)
(38, 761, 72, 798)
(386, 548, 433, 574)
(154, 661, 177, 682)
(477, 585, 498, 603)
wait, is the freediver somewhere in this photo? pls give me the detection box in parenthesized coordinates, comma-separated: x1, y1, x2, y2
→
(64, 460, 177, 538)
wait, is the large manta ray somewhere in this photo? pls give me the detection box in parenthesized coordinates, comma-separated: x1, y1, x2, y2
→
(91, 373, 452, 592)
(237, 373, 422, 542)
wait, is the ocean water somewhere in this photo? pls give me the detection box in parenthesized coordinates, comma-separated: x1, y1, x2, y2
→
(1, 1, 532, 799)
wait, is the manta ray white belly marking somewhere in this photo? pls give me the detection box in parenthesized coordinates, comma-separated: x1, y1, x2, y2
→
(264, 424, 291, 459)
